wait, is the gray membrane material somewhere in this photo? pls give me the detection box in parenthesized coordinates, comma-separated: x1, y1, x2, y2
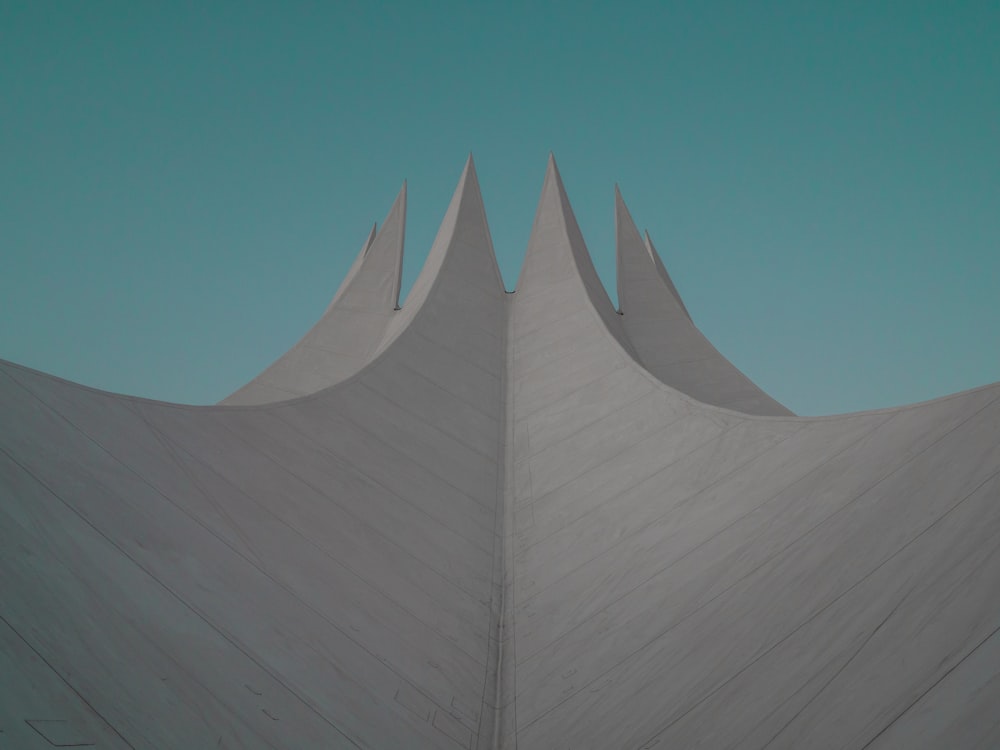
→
(2, 155, 999, 749)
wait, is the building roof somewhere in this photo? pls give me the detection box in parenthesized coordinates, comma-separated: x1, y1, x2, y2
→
(2, 155, 998, 749)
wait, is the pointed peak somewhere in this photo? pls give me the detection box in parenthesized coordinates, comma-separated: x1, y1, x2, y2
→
(541, 154, 581, 215)
(643, 230, 692, 321)
(379, 180, 406, 227)
(614, 184, 639, 230)
(404, 152, 503, 297)
(460, 151, 479, 184)
(516, 156, 641, 357)
(393, 180, 406, 207)
(328, 213, 397, 310)
(614, 185, 647, 315)
(442, 153, 485, 218)
(519, 153, 612, 298)
(534, 153, 575, 220)
(642, 230, 662, 264)
(642, 229, 662, 267)
(362, 222, 377, 255)
(546, 151, 560, 174)
(524, 153, 582, 265)
(369, 154, 505, 359)
(334, 180, 407, 309)
(384, 180, 406, 226)
(642, 229, 660, 264)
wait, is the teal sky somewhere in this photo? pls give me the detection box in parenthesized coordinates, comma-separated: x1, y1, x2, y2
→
(2, 2, 998, 415)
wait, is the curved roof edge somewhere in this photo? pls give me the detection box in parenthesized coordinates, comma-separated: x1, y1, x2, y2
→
(220, 183, 407, 405)
(615, 186, 794, 416)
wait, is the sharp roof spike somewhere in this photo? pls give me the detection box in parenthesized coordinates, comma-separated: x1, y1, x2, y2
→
(424, 151, 503, 292)
(614, 185, 647, 315)
(220, 184, 407, 404)
(515, 152, 642, 359)
(367, 154, 506, 357)
(361, 222, 377, 255)
(330, 221, 380, 307)
(364, 180, 406, 310)
(521, 152, 606, 292)
(398, 157, 498, 298)
(642, 230, 691, 321)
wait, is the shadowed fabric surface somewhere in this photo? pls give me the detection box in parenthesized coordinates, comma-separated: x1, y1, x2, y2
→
(2, 157, 999, 748)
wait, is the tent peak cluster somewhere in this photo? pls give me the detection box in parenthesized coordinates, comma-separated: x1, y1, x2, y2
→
(223, 154, 791, 415)
(2, 154, 999, 749)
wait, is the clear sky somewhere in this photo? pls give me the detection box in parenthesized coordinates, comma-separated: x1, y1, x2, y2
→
(1, 2, 998, 415)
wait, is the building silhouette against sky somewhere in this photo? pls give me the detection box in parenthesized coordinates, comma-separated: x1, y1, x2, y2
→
(2, 157, 999, 748)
